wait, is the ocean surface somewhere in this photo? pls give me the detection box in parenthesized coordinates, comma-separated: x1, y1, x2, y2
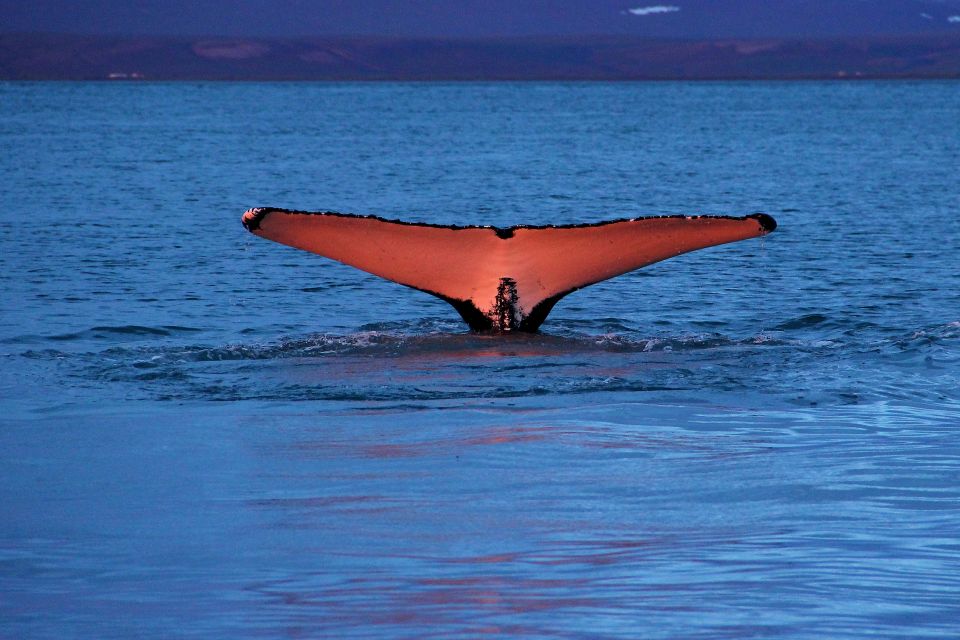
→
(1, 81, 959, 638)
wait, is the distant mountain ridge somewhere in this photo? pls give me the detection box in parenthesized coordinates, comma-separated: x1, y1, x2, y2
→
(3, 0, 960, 39)
(3, 32, 959, 80)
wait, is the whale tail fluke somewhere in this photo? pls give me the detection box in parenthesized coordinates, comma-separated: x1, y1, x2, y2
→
(242, 208, 775, 332)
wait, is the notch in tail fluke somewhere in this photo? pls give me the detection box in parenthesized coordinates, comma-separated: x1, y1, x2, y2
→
(242, 207, 776, 332)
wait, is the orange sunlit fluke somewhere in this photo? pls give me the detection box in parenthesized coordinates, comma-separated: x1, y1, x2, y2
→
(242, 207, 776, 332)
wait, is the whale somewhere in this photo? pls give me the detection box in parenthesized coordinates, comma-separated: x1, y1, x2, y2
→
(242, 207, 776, 332)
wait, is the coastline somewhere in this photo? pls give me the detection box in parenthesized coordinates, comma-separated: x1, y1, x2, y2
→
(3, 32, 960, 81)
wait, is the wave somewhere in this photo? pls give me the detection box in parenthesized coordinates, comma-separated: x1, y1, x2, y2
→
(13, 319, 959, 406)
(3, 325, 205, 345)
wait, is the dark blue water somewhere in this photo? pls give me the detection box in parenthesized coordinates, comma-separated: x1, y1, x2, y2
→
(2, 81, 959, 638)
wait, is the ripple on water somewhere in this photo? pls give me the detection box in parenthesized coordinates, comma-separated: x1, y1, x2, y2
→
(11, 318, 959, 407)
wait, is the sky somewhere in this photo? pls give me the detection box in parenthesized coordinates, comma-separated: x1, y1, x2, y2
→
(2, 0, 960, 39)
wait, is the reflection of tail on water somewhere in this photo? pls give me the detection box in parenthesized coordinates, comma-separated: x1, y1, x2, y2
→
(243, 208, 776, 332)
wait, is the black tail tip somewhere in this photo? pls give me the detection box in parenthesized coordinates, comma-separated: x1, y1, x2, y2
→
(242, 207, 271, 232)
(748, 213, 777, 233)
